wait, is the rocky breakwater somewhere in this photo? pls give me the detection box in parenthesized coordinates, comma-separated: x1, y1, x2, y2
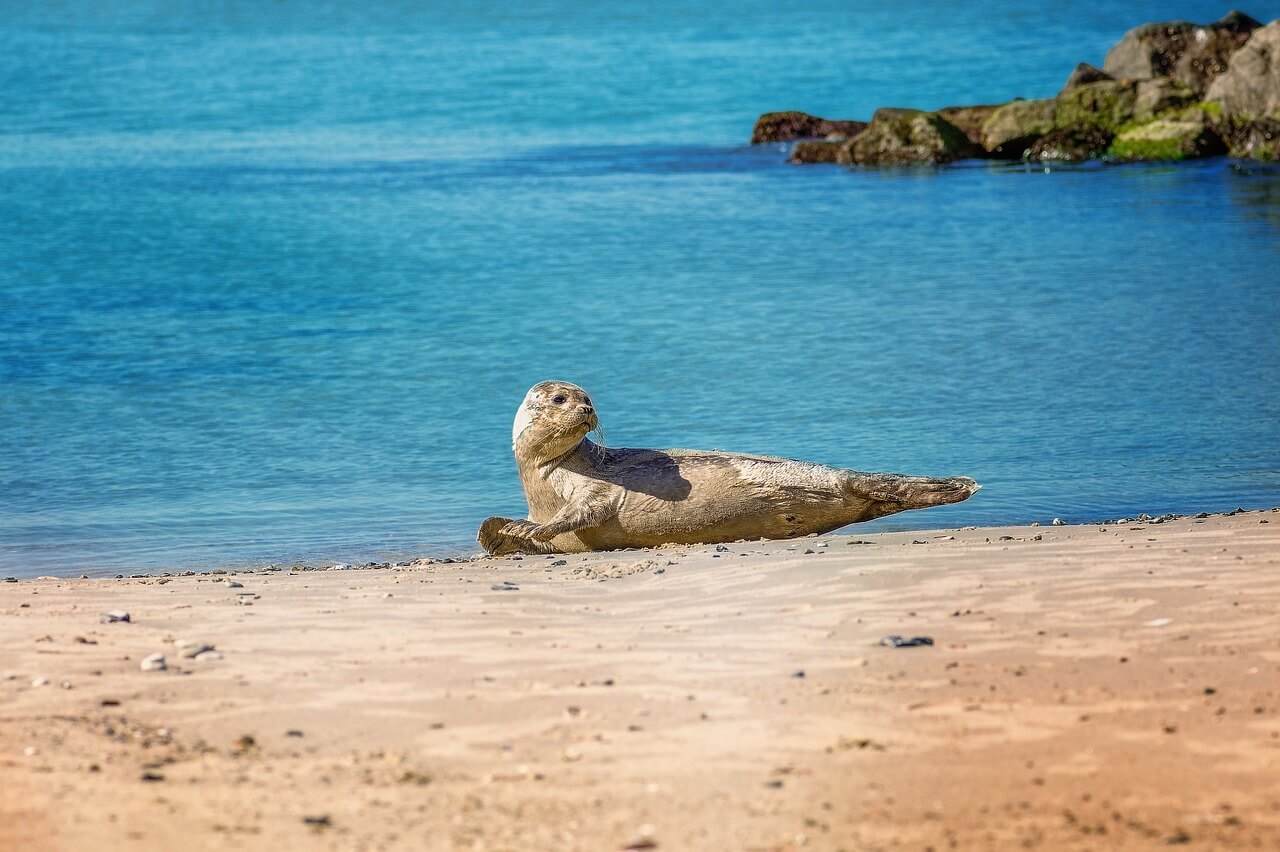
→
(754, 11, 1280, 167)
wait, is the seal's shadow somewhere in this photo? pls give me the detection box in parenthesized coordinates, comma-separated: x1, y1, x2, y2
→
(600, 450, 694, 502)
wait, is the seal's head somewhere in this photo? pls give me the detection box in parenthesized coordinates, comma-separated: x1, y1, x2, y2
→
(512, 380, 600, 462)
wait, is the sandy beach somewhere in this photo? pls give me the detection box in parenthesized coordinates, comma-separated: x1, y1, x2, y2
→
(3, 510, 1280, 851)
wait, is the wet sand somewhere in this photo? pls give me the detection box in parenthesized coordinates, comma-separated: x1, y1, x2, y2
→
(3, 510, 1279, 851)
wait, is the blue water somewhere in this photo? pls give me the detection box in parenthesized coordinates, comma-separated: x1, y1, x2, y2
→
(3, 2, 1279, 577)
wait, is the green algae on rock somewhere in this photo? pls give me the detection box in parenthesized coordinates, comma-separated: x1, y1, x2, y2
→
(1108, 106, 1228, 162)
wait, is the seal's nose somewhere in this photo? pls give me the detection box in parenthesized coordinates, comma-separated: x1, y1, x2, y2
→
(579, 405, 594, 415)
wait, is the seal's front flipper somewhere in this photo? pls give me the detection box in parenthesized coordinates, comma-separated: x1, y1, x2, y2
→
(477, 516, 561, 556)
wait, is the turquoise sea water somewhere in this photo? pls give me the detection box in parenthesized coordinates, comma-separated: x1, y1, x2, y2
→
(3, 2, 1279, 576)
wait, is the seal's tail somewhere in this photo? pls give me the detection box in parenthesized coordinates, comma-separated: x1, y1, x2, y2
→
(845, 472, 980, 511)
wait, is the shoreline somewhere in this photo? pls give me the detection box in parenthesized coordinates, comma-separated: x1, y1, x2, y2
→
(3, 509, 1280, 850)
(7, 505, 1276, 583)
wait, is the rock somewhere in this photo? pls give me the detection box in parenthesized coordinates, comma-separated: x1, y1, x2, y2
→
(840, 108, 981, 165)
(1054, 79, 1139, 135)
(1109, 106, 1227, 161)
(99, 610, 131, 624)
(1026, 127, 1114, 162)
(140, 653, 167, 672)
(31, 677, 50, 687)
(1206, 20, 1280, 122)
(1227, 118, 1280, 160)
(1061, 62, 1113, 92)
(1104, 11, 1261, 95)
(1134, 77, 1201, 120)
(751, 111, 867, 144)
(176, 639, 216, 659)
(937, 103, 1003, 146)
(788, 140, 843, 164)
(879, 635, 934, 648)
(980, 99, 1056, 158)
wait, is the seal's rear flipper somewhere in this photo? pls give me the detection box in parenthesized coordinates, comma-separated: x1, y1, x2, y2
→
(845, 473, 979, 520)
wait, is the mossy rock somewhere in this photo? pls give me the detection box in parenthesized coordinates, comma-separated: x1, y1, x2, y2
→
(1026, 128, 1114, 163)
(1108, 108, 1227, 161)
(751, 111, 868, 144)
(1054, 80, 1139, 135)
(788, 140, 843, 164)
(980, 99, 1056, 158)
(840, 108, 982, 165)
(937, 104, 1003, 146)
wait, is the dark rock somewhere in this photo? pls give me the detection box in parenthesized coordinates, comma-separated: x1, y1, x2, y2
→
(840, 108, 981, 165)
(787, 139, 847, 163)
(1226, 118, 1280, 160)
(1206, 20, 1280, 122)
(981, 99, 1056, 158)
(1108, 105, 1228, 161)
(1103, 11, 1261, 95)
(751, 111, 867, 144)
(1061, 63, 1114, 93)
(1027, 127, 1114, 162)
(879, 635, 934, 648)
(937, 103, 1003, 146)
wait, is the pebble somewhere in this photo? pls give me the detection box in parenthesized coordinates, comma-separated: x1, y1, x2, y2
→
(1143, 618, 1173, 628)
(1, 673, 16, 681)
(60, 680, 73, 689)
(791, 670, 806, 678)
(879, 635, 934, 648)
(175, 639, 215, 658)
(302, 815, 331, 827)
(100, 610, 131, 624)
(23, 746, 39, 757)
(31, 677, 50, 687)
(140, 653, 167, 672)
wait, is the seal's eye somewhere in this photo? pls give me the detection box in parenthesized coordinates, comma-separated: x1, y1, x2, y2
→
(552, 394, 567, 405)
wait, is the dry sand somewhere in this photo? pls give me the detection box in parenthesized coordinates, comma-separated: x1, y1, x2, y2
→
(3, 510, 1280, 851)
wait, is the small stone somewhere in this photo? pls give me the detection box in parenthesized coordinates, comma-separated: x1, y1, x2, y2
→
(31, 677, 50, 687)
(100, 610, 131, 624)
(23, 746, 39, 757)
(1, 673, 15, 681)
(1143, 618, 1173, 628)
(562, 747, 583, 762)
(791, 670, 806, 679)
(140, 653, 167, 672)
(302, 815, 331, 827)
(285, 729, 304, 737)
(175, 639, 215, 658)
(140, 772, 165, 782)
(59, 680, 73, 690)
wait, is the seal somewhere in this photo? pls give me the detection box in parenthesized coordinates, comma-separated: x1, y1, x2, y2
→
(477, 380, 979, 556)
